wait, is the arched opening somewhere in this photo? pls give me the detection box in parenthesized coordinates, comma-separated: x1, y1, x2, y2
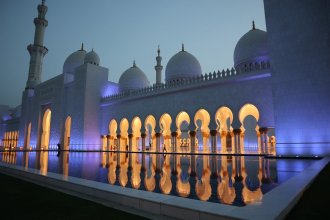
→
(108, 119, 118, 151)
(159, 113, 172, 152)
(176, 112, 190, 153)
(239, 104, 260, 153)
(131, 117, 142, 151)
(40, 109, 51, 150)
(119, 118, 129, 151)
(215, 106, 233, 153)
(145, 115, 156, 151)
(64, 116, 71, 150)
(194, 109, 210, 152)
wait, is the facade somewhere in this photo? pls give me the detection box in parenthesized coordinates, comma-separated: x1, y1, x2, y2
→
(1, 0, 329, 156)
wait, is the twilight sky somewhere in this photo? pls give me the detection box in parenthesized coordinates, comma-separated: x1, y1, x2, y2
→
(0, 0, 266, 107)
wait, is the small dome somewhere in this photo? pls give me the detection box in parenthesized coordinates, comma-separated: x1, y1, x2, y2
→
(84, 49, 100, 65)
(165, 46, 202, 83)
(118, 61, 150, 93)
(63, 49, 86, 73)
(234, 23, 269, 69)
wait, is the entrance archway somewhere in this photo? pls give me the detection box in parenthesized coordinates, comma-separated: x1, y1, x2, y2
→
(159, 113, 172, 152)
(108, 119, 118, 151)
(145, 115, 156, 151)
(194, 109, 210, 152)
(176, 111, 190, 153)
(119, 118, 129, 151)
(40, 109, 51, 150)
(215, 106, 233, 153)
(131, 117, 142, 151)
(64, 116, 71, 150)
(239, 104, 260, 152)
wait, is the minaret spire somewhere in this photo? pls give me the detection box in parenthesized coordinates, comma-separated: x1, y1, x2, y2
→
(155, 45, 163, 85)
(26, 0, 48, 89)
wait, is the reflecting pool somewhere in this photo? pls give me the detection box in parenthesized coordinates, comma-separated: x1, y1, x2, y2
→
(0, 151, 316, 207)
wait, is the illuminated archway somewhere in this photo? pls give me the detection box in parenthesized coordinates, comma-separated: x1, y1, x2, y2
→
(194, 109, 210, 152)
(40, 109, 51, 150)
(145, 115, 156, 151)
(119, 118, 129, 151)
(131, 117, 142, 151)
(159, 113, 172, 152)
(215, 106, 234, 153)
(239, 104, 260, 152)
(108, 119, 118, 151)
(176, 111, 190, 153)
(64, 116, 71, 150)
(24, 122, 32, 150)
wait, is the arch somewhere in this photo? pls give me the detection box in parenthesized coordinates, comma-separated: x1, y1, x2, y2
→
(159, 113, 172, 152)
(119, 118, 129, 151)
(194, 109, 210, 152)
(108, 119, 118, 151)
(40, 109, 51, 150)
(239, 103, 259, 126)
(215, 106, 234, 153)
(176, 111, 190, 153)
(64, 116, 71, 150)
(131, 117, 142, 151)
(239, 104, 260, 152)
(145, 115, 157, 151)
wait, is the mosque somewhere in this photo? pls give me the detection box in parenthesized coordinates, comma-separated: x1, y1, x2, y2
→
(1, 0, 329, 156)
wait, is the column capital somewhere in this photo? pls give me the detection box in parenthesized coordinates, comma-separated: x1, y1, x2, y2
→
(189, 130, 196, 136)
(233, 128, 241, 135)
(116, 134, 121, 139)
(210, 130, 217, 136)
(141, 133, 146, 138)
(155, 132, 162, 137)
(259, 127, 268, 133)
(106, 135, 111, 139)
(171, 131, 178, 137)
(128, 134, 133, 138)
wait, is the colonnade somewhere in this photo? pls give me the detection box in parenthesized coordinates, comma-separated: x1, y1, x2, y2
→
(102, 104, 276, 155)
(1, 131, 19, 149)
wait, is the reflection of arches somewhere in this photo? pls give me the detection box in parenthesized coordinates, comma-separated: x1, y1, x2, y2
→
(40, 109, 51, 150)
(215, 106, 233, 153)
(159, 113, 172, 152)
(120, 118, 129, 151)
(108, 119, 118, 150)
(239, 104, 260, 151)
(176, 111, 190, 153)
(64, 116, 71, 150)
(159, 155, 172, 194)
(194, 109, 210, 152)
(131, 117, 142, 151)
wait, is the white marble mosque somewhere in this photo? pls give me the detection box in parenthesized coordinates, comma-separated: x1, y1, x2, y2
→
(1, 0, 330, 156)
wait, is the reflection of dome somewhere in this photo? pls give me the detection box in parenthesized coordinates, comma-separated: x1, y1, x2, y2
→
(84, 49, 100, 65)
(118, 61, 150, 93)
(234, 22, 269, 69)
(63, 48, 86, 73)
(165, 45, 202, 83)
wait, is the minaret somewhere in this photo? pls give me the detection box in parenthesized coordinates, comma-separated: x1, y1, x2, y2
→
(26, 0, 48, 89)
(154, 46, 163, 85)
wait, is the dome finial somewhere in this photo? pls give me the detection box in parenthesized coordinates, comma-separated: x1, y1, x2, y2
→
(133, 60, 136, 67)
(157, 45, 160, 56)
(182, 43, 185, 52)
(80, 42, 84, 51)
(252, 20, 256, 30)
(42, 0, 45, 5)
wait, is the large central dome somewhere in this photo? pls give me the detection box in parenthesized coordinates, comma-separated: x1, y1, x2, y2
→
(165, 46, 202, 83)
